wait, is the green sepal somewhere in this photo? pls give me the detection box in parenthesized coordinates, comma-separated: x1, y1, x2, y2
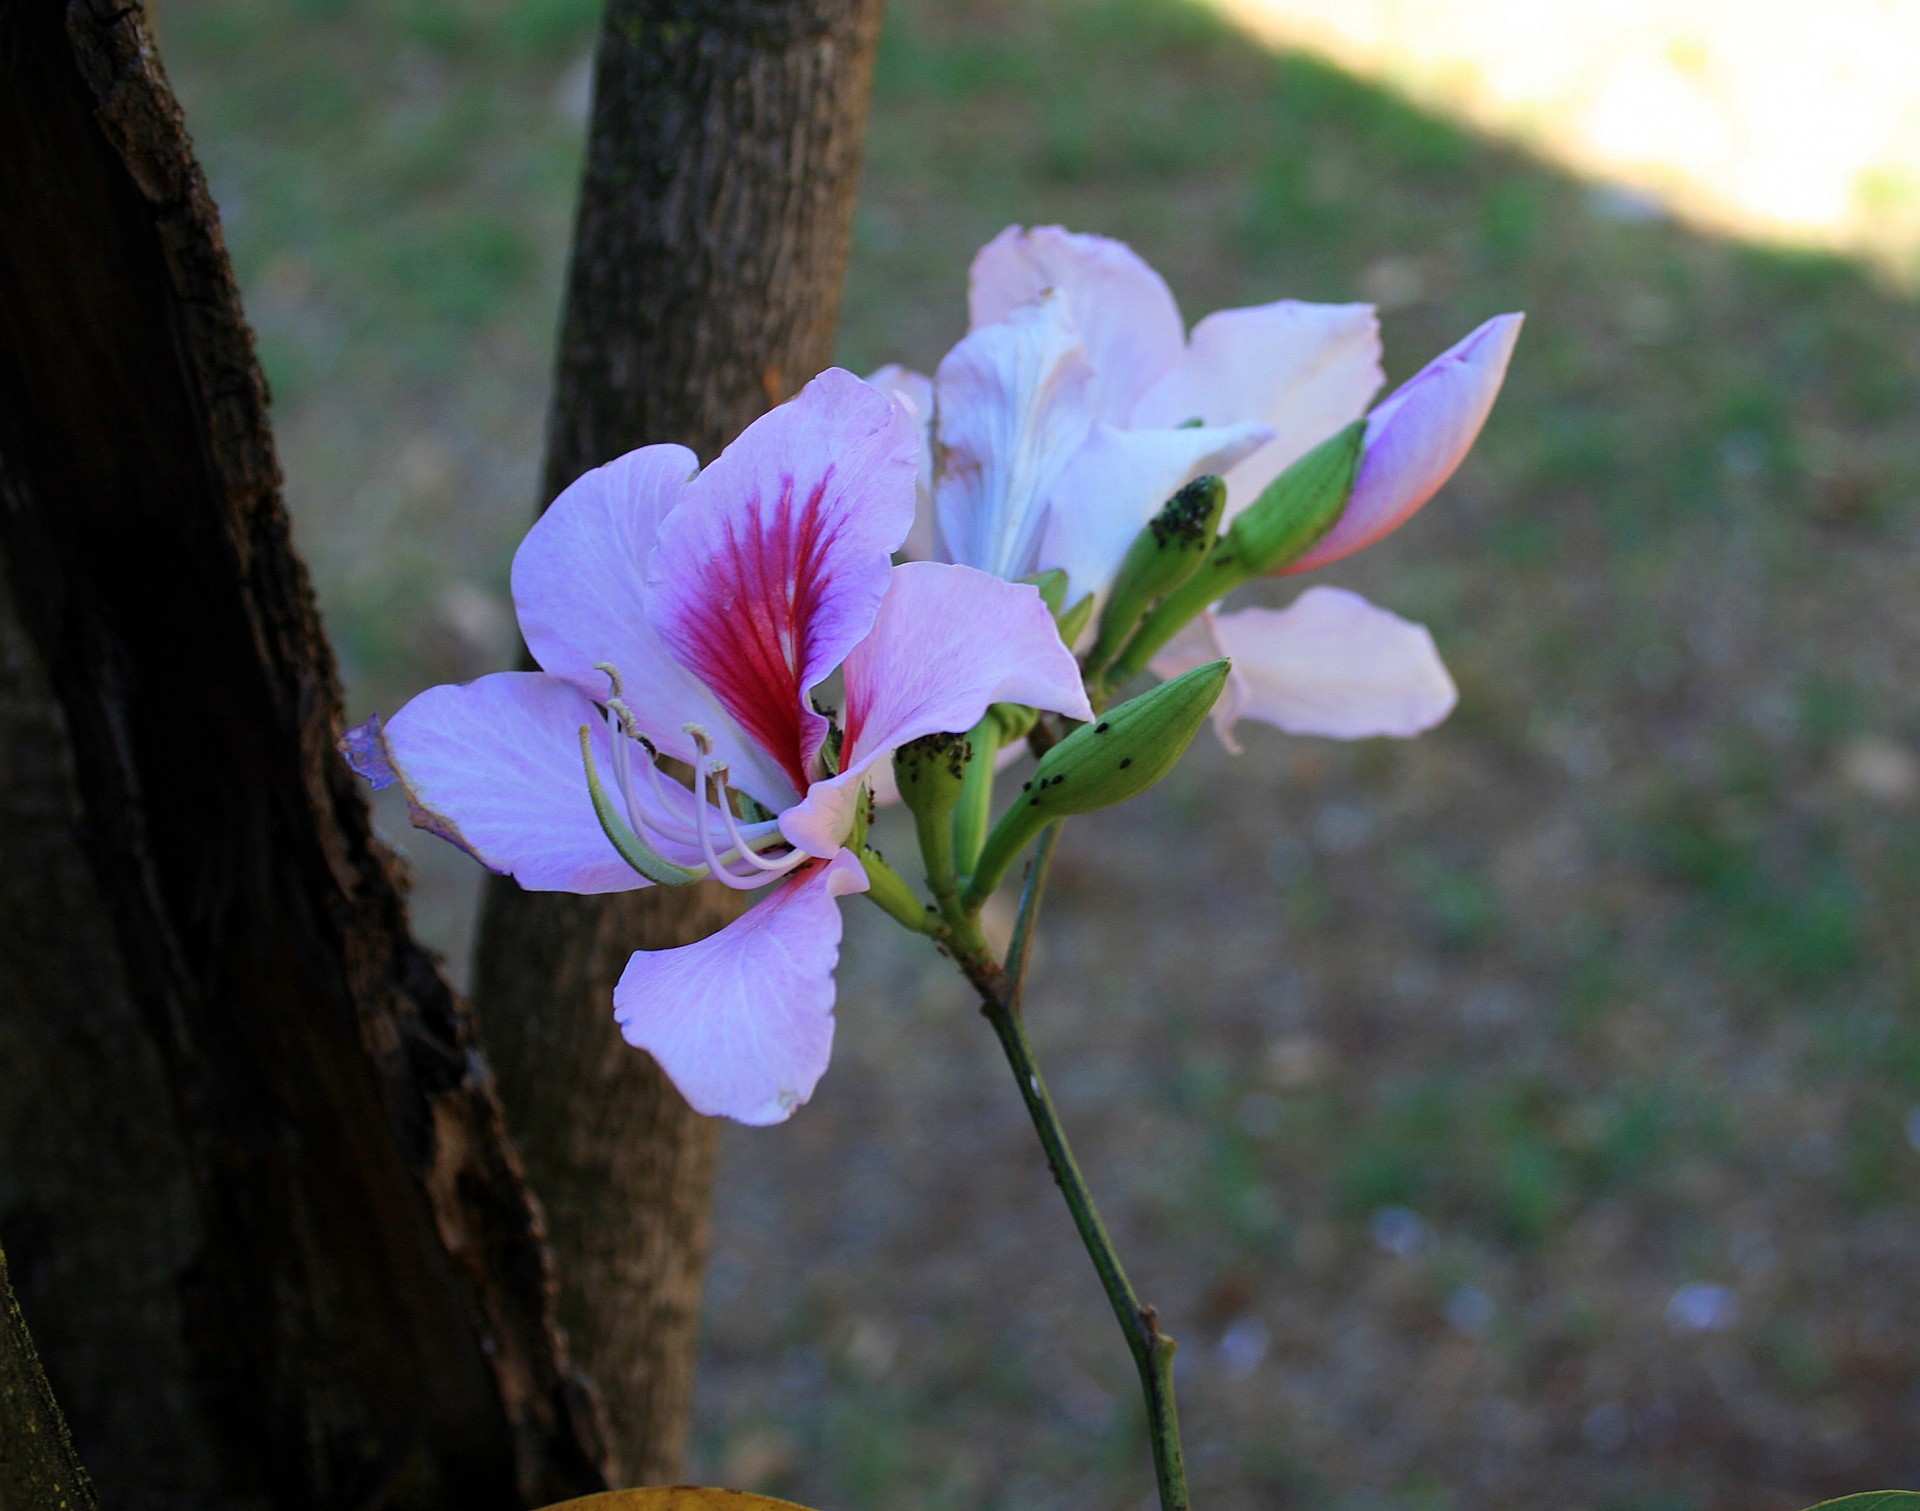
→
(892, 730, 972, 827)
(988, 703, 1039, 745)
(1019, 568, 1071, 620)
(1056, 591, 1096, 649)
(962, 659, 1230, 906)
(578, 726, 703, 886)
(1087, 475, 1227, 674)
(951, 714, 1001, 879)
(1225, 418, 1364, 575)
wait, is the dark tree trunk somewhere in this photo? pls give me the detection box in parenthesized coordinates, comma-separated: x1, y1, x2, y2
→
(471, 0, 888, 1486)
(0, 1242, 100, 1511)
(0, 3, 610, 1506)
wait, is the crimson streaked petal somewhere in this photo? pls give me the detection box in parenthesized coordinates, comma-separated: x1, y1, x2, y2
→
(647, 369, 921, 793)
(613, 850, 868, 1125)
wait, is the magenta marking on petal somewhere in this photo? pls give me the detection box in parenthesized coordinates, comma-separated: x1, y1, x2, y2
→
(339, 715, 398, 789)
(668, 468, 843, 794)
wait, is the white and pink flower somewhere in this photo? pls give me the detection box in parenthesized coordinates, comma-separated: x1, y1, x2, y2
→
(346, 369, 1089, 1124)
(871, 225, 1522, 750)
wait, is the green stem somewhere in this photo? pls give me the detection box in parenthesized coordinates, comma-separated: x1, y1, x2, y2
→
(969, 827, 1190, 1511)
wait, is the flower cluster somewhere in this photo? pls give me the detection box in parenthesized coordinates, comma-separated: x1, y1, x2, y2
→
(344, 227, 1520, 1127)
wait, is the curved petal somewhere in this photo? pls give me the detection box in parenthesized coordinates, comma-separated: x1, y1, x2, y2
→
(511, 444, 790, 807)
(1131, 301, 1384, 518)
(1288, 313, 1523, 574)
(381, 672, 646, 893)
(968, 225, 1184, 422)
(780, 563, 1092, 855)
(648, 368, 921, 794)
(866, 364, 938, 560)
(613, 850, 869, 1125)
(1152, 588, 1456, 748)
(933, 291, 1095, 580)
(1036, 419, 1273, 605)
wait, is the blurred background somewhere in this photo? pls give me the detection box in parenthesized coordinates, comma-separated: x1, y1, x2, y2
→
(156, 0, 1920, 1505)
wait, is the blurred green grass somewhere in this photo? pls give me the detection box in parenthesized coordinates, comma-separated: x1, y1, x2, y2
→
(159, 0, 1920, 1506)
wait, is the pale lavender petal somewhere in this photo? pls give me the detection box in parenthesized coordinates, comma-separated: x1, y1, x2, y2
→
(648, 368, 921, 794)
(613, 850, 869, 1125)
(865, 364, 937, 560)
(780, 562, 1092, 855)
(1155, 588, 1456, 747)
(1131, 301, 1384, 518)
(933, 291, 1095, 580)
(510, 443, 790, 808)
(1036, 419, 1273, 605)
(340, 714, 397, 789)
(968, 225, 1185, 422)
(381, 672, 646, 893)
(1288, 313, 1523, 574)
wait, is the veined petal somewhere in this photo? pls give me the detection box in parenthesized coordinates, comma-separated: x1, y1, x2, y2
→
(968, 225, 1184, 422)
(1153, 588, 1456, 749)
(865, 364, 938, 560)
(613, 849, 869, 1125)
(1037, 420, 1273, 606)
(1288, 313, 1523, 574)
(511, 444, 791, 808)
(780, 562, 1092, 856)
(933, 291, 1095, 580)
(648, 368, 921, 795)
(381, 672, 646, 893)
(1131, 301, 1384, 518)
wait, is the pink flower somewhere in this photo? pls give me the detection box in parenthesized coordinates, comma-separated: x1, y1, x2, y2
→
(871, 226, 1521, 749)
(345, 370, 1089, 1123)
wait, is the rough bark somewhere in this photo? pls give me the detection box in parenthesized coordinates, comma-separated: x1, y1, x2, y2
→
(0, 3, 609, 1506)
(471, 0, 888, 1486)
(0, 1243, 100, 1511)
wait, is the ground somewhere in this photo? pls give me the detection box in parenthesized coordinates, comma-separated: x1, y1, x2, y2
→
(159, 0, 1920, 1506)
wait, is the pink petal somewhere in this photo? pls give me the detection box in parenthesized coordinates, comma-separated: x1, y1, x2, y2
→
(780, 562, 1093, 855)
(933, 292, 1096, 579)
(511, 444, 792, 809)
(968, 225, 1185, 422)
(1131, 301, 1384, 518)
(381, 672, 646, 893)
(1037, 419, 1273, 605)
(865, 364, 937, 560)
(1287, 313, 1523, 574)
(613, 850, 869, 1124)
(1152, 588, 1456, 748)
(647, 368, 921, 794)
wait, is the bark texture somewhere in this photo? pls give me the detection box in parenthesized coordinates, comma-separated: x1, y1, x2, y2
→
(0, 1243, 100, 1511)
(471, 0, 888, 1486)
(0, 3, 609, 1506)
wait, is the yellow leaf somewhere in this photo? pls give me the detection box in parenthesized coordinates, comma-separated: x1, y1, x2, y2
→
(540, 1490, 822, 1511)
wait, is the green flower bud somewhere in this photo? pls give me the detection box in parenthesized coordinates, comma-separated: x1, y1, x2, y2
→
(988, 702, 1039, 745)
(1087, 475, 1227, 673)
(1019, 568, 1070, 620)
(892, 729, 972, 823)
(1224, 418, 1363, 576)
(962, 660, 1229, 906)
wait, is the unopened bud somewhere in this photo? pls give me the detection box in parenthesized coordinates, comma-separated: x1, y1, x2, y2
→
(1089, 475, 1227, 673)
(963, 660, 1229, 906)
(892, 730, 972, 825)
(988, 702, 1039, 745)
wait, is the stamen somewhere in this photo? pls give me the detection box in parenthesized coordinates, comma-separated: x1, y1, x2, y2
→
(708, 761, 801, 875)
(690, 755, 770, 890)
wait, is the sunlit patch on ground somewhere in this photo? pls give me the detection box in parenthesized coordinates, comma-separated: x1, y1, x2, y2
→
(1204, 0, 1920, 281)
